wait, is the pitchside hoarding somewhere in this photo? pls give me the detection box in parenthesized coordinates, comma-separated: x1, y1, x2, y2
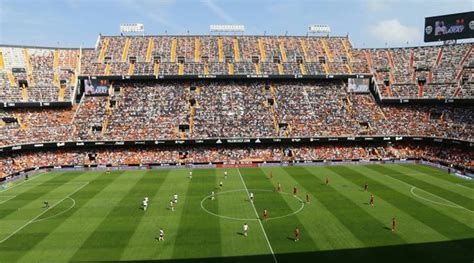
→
(424, 12, 474, 42)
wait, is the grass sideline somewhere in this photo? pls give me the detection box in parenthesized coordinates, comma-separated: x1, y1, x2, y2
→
(0, 164, 472, 262)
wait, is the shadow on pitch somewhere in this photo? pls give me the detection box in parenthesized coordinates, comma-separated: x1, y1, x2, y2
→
(117, 238, 474, 263)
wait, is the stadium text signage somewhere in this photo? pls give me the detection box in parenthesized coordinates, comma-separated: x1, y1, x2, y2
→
(210, 24, 245, 32)
(120, 23, 145, 33)
(308, 24, 331, 34)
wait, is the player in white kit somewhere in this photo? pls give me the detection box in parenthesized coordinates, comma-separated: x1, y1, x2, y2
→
(243, 223, 249, 237)
(159, 228, 165, 241)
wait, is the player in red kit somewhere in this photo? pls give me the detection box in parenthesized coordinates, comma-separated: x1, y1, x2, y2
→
(369, 194, 374, 207)
(263, 209, 268, 220)
(293, 186, 298, 197)
(294, 227, 300, 241)
(392, 217, 397, 232)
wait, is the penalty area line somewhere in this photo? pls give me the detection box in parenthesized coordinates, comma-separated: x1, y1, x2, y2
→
(0, 172, 46, 193)
(0, 182, 89, 244)
(410, 187, 473, 213)
(0, 195, 17, 204)
(384, 173, 473, 213)
(237, 168, 278, 263)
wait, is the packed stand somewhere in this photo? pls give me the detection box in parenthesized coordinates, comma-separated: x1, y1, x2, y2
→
(1, 143, 472, 178)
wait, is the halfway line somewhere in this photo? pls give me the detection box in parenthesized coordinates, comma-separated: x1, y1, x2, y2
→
(237, 168, 278, 263)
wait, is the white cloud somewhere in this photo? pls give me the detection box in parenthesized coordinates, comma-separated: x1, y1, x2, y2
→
(118, 0, 182, 32)
(369, 19, 421, 46)
(202, 0, 237, 24)
(365, 0, 394, 12)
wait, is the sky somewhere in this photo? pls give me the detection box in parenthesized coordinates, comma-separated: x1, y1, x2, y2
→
(0, 0, 472, 48)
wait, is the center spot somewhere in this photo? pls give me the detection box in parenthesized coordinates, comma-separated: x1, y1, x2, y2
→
(201, 189, 305, 221)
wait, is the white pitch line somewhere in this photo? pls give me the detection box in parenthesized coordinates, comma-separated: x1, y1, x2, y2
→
(410, 187, 472, 212)
(237, 168, 278, 263)
(0, 195, 17, 204)
(0, 182, 89, 244)
(0, 172, 45, 193)
(33, 197, 76, 223)
(456, 183, 474, 190)
(384, 174, 473, 213)
(19, 182, 88, 186)
(200, 189, 304, 222)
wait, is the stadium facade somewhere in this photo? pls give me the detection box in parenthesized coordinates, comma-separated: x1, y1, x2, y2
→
(0, 35, 472, 179)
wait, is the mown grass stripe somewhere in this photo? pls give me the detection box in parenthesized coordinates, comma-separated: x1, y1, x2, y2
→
(0, 172, 75, 220)
(119, 169, 191, 260)
(400, 164, 474, 189)
(237, 168, 277, 263)
(171, 169, 223, 260)
(0, 172, 85, 241)
(0, 171, 119, 263)
(396, 165, 474, 197)
(213, 168, 270, 260)
(337, 165, 473, 243)
(239, 167, 318, 256)
(400, 164, 474, 191)
(270, 167, 365, 251)
(70, 171, 162, 261)
(372, 165, 474, 210)
(313, 166, 448, 244)
(281, 166, 414, 263)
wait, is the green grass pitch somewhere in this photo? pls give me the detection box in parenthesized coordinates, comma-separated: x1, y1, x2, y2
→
(0, 164, 473, 262)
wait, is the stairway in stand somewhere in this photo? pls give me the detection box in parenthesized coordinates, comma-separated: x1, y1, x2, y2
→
(98, 38, 109, 63)
(320, 39, 334, 62)
(418, 83, 424, 98)
(269, 84, 280, 134)
(455, 45, 473, 81)
(121, 38, 131, 62)
(218, 38, 224, 63)
(21, 86, 29, 102)
(53, 49, 60, 87)
(194, 37, 200, 63)
(7, 71, 16, 86)
(171, 38, 177, 62)
(0, 50, 5, 70)
(146, 38, 153, 63)
(58, 85, 66, 101)
(300, 39, 310, 62)
(233, 38, 240, 62)
(258, 39, 266, 62)
(128, 63, 135, 75)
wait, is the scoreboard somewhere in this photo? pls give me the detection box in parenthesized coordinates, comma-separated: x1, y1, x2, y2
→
(424, 12, 474, 42)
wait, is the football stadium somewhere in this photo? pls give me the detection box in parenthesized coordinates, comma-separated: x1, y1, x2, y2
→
(0, 1, 473, 262)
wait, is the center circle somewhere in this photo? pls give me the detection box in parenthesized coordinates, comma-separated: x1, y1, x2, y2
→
(200, 189, 305, 221)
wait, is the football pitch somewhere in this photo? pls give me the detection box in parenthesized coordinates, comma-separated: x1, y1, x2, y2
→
(0, 164, 473, 262)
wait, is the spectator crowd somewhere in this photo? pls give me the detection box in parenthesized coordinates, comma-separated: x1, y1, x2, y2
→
(0, 142, 472, 178)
